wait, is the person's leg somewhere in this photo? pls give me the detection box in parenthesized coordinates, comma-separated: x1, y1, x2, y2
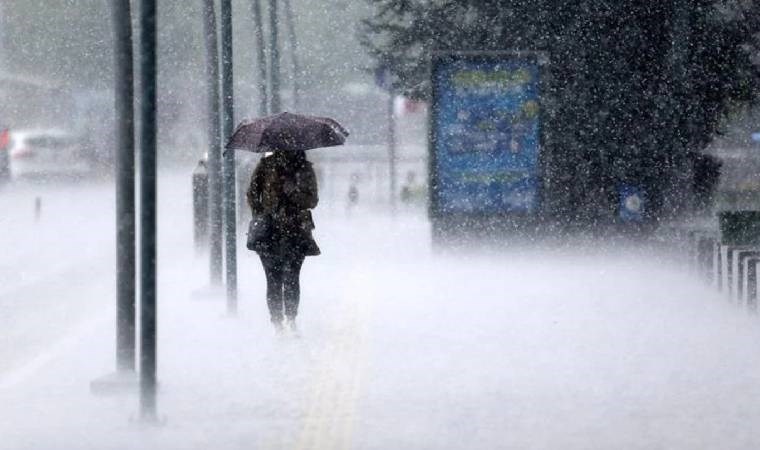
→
(259, 254, 285, 324)
(283, 256, 305, 321)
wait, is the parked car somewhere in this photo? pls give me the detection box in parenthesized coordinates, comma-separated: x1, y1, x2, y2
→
(8, 129, 92, 179)
(0, 128, 9, 183)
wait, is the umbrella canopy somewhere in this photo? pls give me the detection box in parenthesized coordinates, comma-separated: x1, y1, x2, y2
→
(225, 112, 349, 153)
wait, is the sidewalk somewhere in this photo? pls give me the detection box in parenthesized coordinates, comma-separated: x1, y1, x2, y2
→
(6, 210, 760, 449)
(0, 210, 429, 450)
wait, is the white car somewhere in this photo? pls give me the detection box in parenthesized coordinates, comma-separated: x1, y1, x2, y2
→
(9, 129, 92, 179)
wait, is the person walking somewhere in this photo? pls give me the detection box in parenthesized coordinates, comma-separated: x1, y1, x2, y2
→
(226, 112, 348, 333)
(247, 150, 320, 334)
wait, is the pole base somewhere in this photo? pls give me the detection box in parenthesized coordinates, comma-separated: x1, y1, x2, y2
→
(90, 371, 139, 396)
(129, 413, 168, 427)
(190, 284, 226, 301)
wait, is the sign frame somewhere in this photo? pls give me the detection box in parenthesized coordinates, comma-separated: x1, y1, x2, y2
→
(428, 51, 549, 225)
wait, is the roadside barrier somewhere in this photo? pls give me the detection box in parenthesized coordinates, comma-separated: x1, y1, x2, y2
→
(678, 211, 760, 314)
(741, 256, 760, 311)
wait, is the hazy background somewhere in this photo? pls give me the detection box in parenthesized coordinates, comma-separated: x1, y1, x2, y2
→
(0, 0, 388, 162)
(2, 2, 760, 449)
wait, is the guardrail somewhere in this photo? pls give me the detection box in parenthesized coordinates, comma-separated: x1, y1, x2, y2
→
(677, 211, 760, 314)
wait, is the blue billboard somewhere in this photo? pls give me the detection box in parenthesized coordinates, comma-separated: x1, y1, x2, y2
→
(430, 53, 542, 215)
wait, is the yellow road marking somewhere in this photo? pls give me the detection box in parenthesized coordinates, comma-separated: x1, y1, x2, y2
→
(295, 272, 373, 450)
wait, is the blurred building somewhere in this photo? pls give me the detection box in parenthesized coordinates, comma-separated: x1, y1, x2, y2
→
(0, 72, 75, 130)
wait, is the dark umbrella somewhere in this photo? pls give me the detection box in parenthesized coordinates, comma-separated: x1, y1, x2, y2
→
(225, 111, 349, 153)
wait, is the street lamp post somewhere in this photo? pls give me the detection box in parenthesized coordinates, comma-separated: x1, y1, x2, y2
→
(89, 0, 138, 398)
(269, 0, 281, 113)
(203, 0, 224, 285)
(250, 0, 269, 116)
(138, 0, 158, 421)
(388, 89, 397, 215)
(282, 0, 300, 109)
(112, 0, 136, 374)
(220, 0, 238, 315)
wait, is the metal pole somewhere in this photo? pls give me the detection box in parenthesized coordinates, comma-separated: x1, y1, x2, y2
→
(666, 0, 691, 214)
(138, 0, 158, 421)
(112, 0, 136, 373)
(0, 3, 6, 68)
(221, 0, 237, 315)
(250, 0, 269, 116)
(203, 0, 223, 285)
(388, 91, 397, 215)
(282, 0, 300, 109)
(269, 0, 281, 113)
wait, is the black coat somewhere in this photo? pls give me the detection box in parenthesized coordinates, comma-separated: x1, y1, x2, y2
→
(247, 153, 320, 257)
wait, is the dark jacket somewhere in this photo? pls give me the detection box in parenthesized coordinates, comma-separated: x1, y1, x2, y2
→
(247, 152, 320, 257)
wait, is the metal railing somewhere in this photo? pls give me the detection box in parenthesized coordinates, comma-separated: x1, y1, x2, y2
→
(676, 212, 760, 313)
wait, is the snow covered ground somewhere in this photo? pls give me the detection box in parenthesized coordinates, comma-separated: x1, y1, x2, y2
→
(2, 169, 760, 449)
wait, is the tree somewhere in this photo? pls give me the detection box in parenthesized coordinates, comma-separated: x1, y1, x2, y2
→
(361, 0, 760, 225)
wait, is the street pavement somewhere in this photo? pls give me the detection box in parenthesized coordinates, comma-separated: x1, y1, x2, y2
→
(3, 170, 760, 449)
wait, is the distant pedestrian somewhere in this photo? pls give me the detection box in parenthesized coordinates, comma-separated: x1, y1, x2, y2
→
(400, 171, 418, 204)
(247, 150, 320, 334)
(348, 183, 359, 205)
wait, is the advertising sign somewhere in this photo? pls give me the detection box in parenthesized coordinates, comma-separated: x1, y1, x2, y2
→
(430, 52, 543, 216)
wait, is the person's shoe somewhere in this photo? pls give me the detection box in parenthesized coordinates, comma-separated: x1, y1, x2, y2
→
(284, 317, 299, 337)
(272, 318, 285, 335)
